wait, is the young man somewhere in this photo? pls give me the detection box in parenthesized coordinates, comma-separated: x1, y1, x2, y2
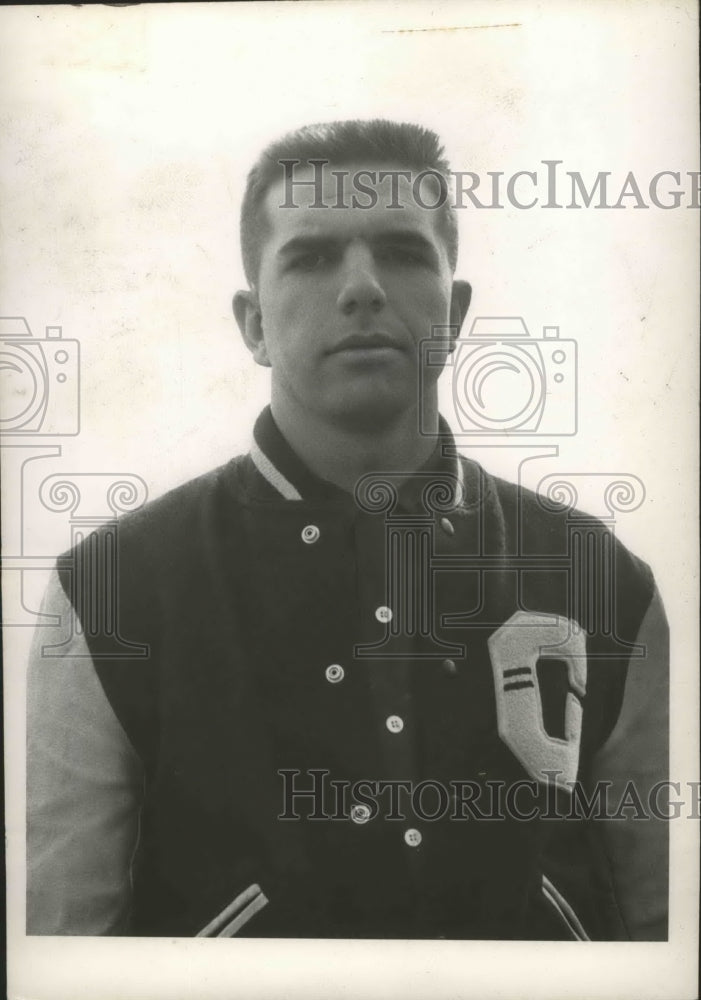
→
(27, 120, 668, 940)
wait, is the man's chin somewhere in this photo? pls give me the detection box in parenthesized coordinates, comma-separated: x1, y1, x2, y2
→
(325, 389, 417, 433)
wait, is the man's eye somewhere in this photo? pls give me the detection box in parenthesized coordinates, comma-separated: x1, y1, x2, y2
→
(377, 245, 424, 265)
(288, 252, 328, 271)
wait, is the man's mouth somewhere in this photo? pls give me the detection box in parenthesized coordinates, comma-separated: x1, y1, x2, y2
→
(329, 333, 403, 355)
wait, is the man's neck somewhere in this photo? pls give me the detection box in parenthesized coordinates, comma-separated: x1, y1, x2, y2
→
(270, 392, 440, 493)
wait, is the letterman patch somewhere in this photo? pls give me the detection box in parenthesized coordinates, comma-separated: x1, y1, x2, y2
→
(488, 612, 587, 788)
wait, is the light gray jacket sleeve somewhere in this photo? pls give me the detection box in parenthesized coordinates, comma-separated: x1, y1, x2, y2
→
(26, 567, 144, 935)
(589, 586, 669, 940)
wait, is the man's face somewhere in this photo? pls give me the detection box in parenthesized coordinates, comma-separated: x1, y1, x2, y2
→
(243, 162, 463, 429)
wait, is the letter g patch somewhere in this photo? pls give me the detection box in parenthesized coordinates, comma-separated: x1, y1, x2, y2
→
(488, 612, 587, 789)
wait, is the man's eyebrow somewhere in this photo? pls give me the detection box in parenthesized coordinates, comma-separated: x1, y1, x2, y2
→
(372, 229, 438, 253)
(276, 230, 439, 256)
(277, 235, 340, 256)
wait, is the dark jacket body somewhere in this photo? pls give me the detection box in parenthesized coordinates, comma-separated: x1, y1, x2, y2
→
(56, 416, 656, 940)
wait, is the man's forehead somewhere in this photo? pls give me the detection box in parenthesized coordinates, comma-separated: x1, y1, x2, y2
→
(261, 160, 447, 243)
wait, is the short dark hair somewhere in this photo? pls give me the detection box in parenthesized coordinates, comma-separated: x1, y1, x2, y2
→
(240, 118, 459, 286)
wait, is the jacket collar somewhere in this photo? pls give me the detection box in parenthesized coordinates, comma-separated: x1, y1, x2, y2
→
(249, 406, 468, 513)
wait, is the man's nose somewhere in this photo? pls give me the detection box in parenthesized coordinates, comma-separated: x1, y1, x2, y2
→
(336, 245, 387, 316)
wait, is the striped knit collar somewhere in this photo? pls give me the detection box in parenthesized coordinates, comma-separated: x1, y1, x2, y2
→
(249, 405, 467, 511)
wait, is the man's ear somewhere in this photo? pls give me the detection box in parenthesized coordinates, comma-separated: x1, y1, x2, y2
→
(233, 289, 271, 368)
(448, 280, 472, 349)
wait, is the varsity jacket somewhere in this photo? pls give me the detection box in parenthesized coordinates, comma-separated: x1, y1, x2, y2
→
(27, 408, 669, 940)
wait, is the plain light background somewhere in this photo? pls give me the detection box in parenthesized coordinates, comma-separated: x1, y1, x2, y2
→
(2, 2, 699, 998)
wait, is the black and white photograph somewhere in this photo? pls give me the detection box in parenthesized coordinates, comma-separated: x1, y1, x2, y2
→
(2, 2, 699, 998)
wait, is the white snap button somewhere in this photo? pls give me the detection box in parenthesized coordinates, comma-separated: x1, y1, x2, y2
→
(440, 517, 455, 536)
(404, 828, 422, 847)
(386, 714, 404, 734)
(301, 524, 320, 544)
(351, 804, 372, 824)
(325, 664, 344, 683)
(375, 605, 393, 623)
(442, 658, 458, 677)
